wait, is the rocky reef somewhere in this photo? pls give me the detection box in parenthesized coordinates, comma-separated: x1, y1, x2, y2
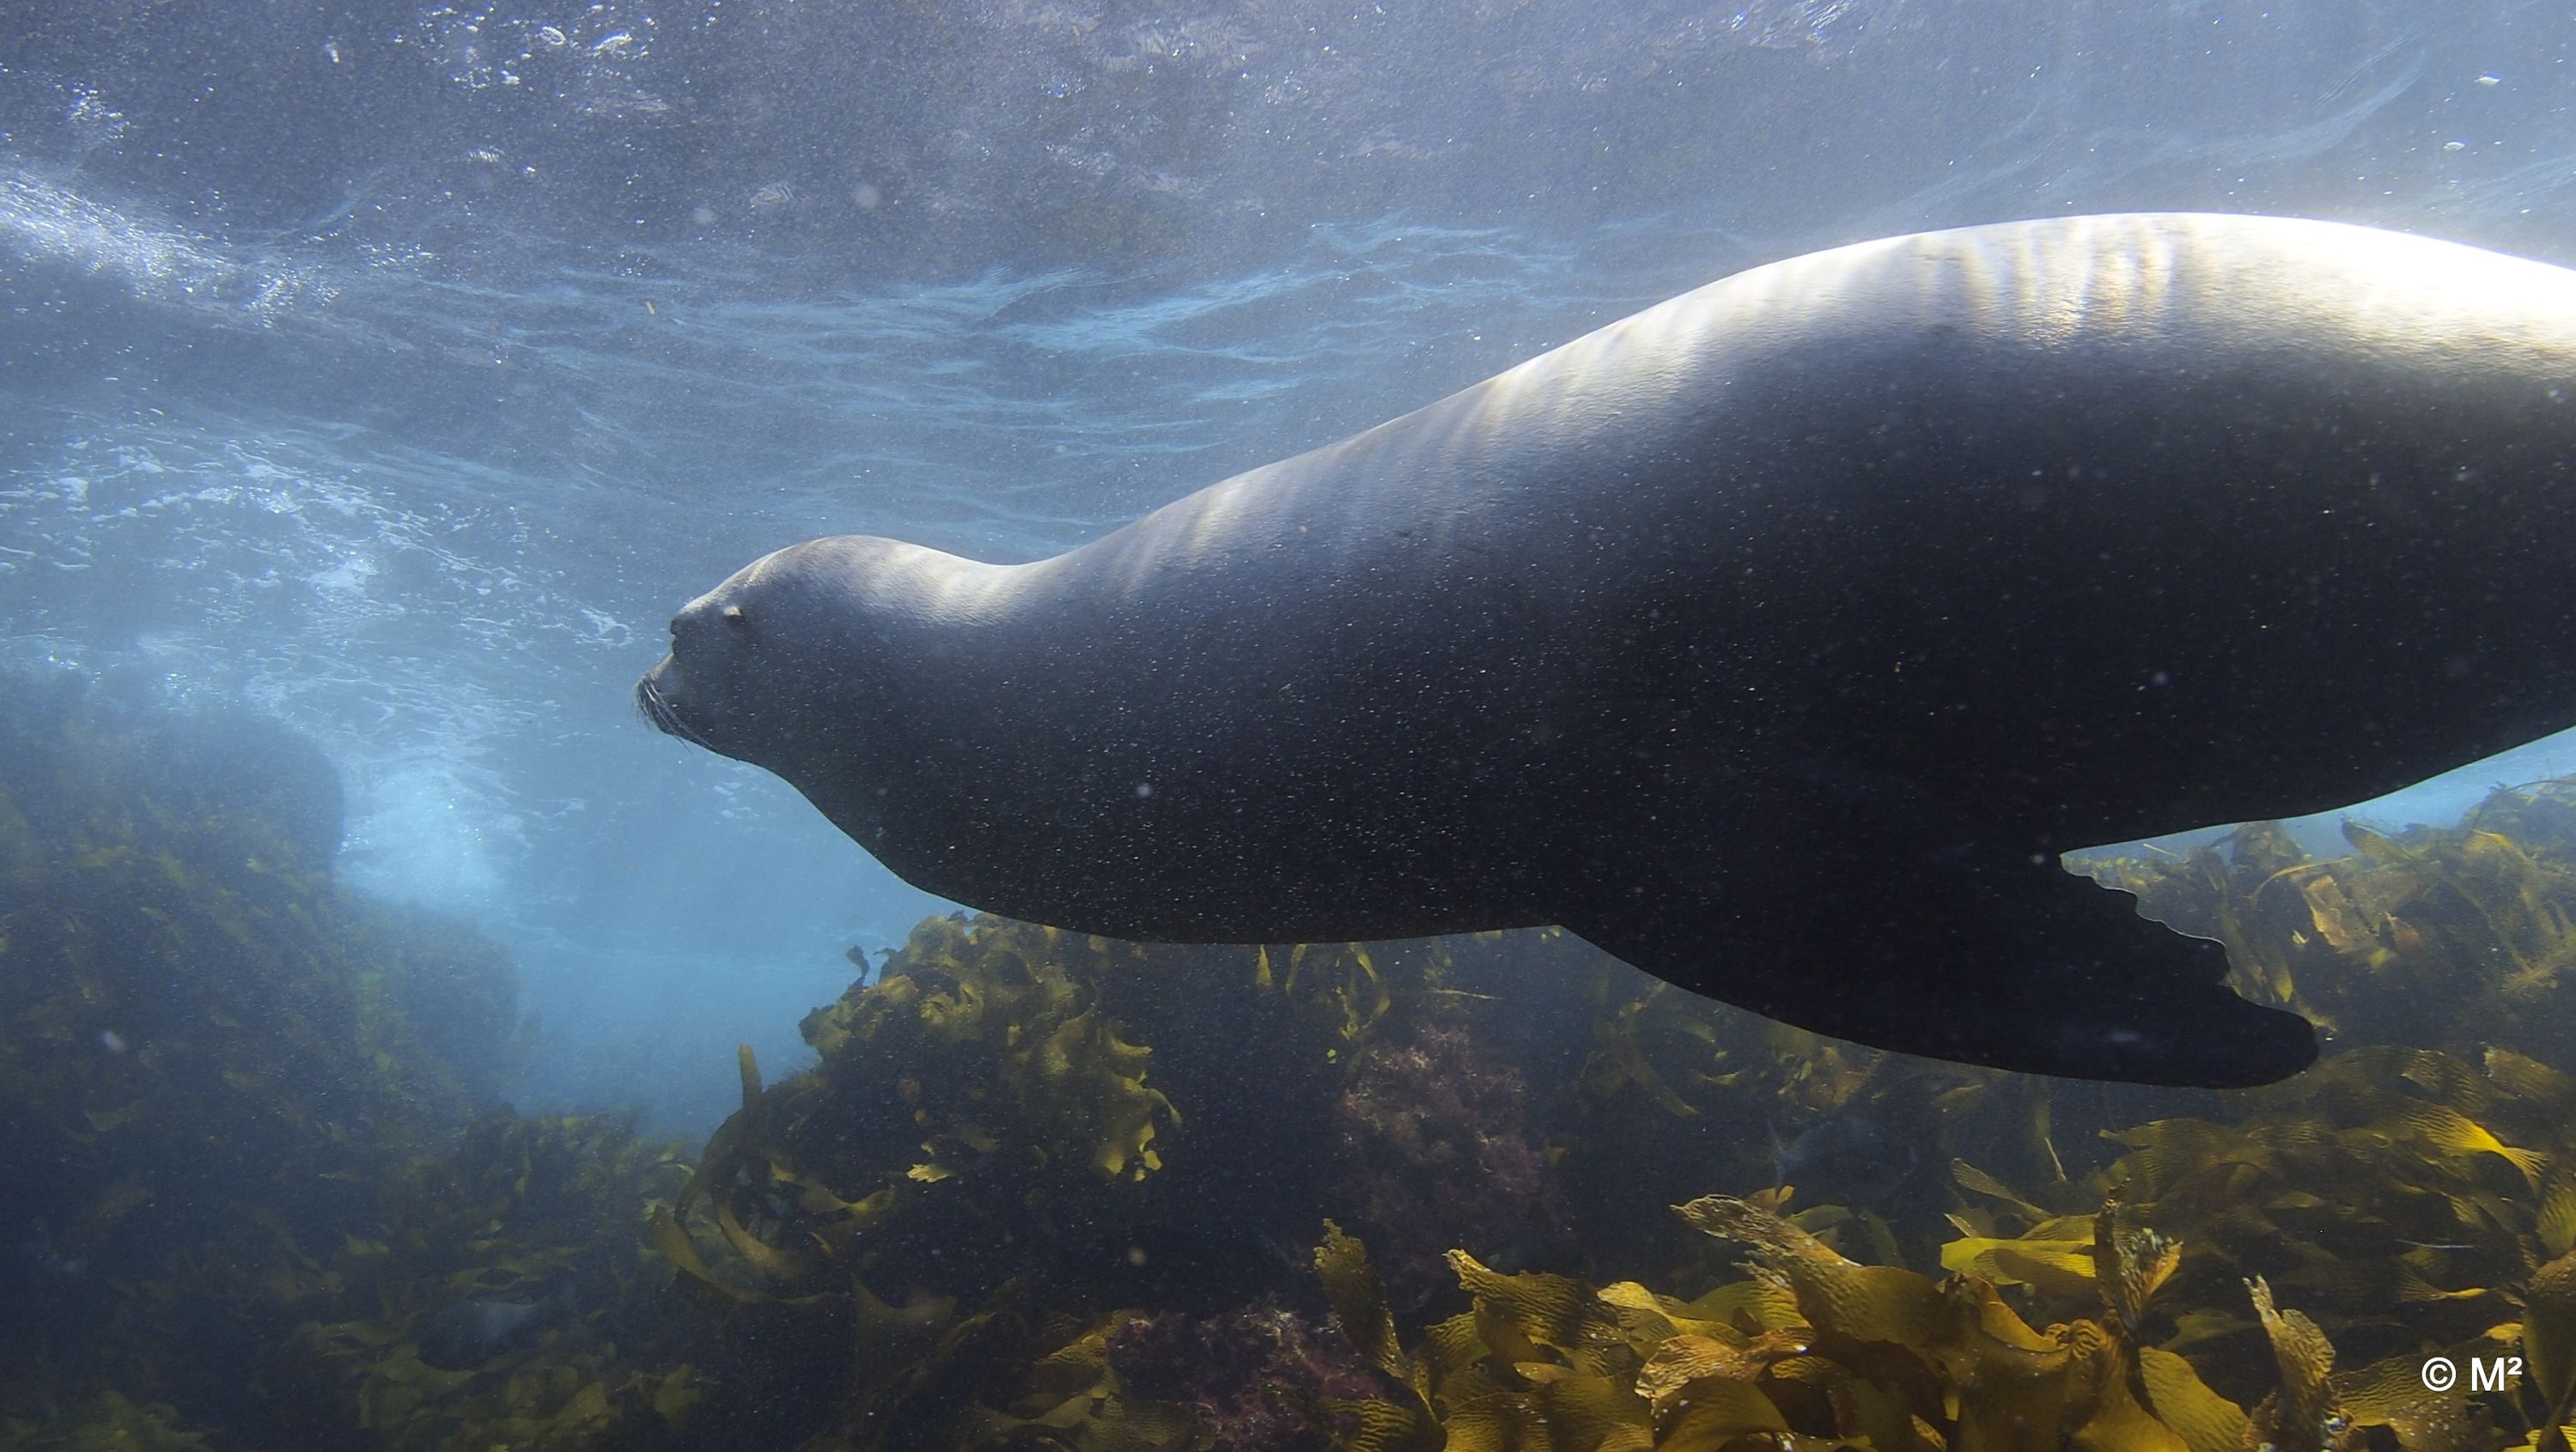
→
(10, 665, 2576, 1450)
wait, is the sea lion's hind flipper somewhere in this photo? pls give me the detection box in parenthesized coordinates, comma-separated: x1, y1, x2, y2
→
(1561, 881, 2317, 1088)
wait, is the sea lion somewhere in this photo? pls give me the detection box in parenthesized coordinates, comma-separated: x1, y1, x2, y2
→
(640, 213, 2576, 1087)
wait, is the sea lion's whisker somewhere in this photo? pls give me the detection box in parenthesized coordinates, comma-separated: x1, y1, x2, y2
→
(636, 676, 715, 751)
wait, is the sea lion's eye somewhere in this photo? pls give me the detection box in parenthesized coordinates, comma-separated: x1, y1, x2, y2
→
(722, 605, 750, 631)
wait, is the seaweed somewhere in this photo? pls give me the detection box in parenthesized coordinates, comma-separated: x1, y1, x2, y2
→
(1553, 949, 2013, 1279)
(0, 1391, 217, 1451)
(2085, 796, 2576, 1065)
(1331, 1024, 1574, 1309)
(2521, 1250, 2576, 1452)
(0, 673, 561, 1444)
(665, 918, 1186, 1309)
(1307, 1199, 2362, 1452)
(1107, 1300, 1383, 1450)
(642, 918, 1275, 1446)
(36, 654, 2576, 1452)
(241, 1107, 707, 1451)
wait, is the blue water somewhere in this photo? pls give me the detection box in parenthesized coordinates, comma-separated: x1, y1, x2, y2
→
(3, 0, 2573, 1128)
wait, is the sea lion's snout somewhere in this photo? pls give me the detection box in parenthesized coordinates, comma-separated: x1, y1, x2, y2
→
(635, 659, 705, 747)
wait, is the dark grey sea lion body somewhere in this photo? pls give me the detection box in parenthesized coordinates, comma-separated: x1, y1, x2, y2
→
(641, 213, 2576, 1087)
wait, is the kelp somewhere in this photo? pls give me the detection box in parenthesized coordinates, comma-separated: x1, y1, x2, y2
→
(2086, 789, 2576, 1065)
(854, 1303, 1213, 1452)
(661, 918, 1186, 1311)
(1555, 949, 2023, 1277)
(1928, 1043, 2561, 1437)
(2070, 791, 2576, 1431)
(35, 658, 2576, 1452)
(1261, 782, 2576, 1452)
(639, 919, 1616, 1446)
(262, 1108, 705, 1451)
(1308, 1195, 2253, 1452)
(1331, 1022, 1573, 1308)
(643, 917, 1328, 1446)
(1302, 1197, 2526, 1452)
(0, 673, 545, 1442)
(0, 1391, 216, 1451)
(2520, 1249, 2576, 1452)
(665, 917, 1585, 1318)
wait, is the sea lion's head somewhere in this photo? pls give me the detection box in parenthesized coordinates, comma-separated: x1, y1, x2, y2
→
(636, 570, 776, 771)
(636, 536, 913, 777)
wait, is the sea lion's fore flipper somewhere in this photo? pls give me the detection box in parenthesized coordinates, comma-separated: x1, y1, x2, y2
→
(1562, 875, 2317, 1088)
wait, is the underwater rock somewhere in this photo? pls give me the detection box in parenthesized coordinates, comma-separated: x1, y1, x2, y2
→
(31, 767, 2576, 1451)
(1330, 1024, 1571, 1309)
(0, 1389, 219, 1450)
(274, 1107, 703, 1450)
(5, 1218, 88, 1285)
(1769, 1110, 1921, 1208)
(0, 669, 344, 870)
(1105, 1300, 1379, 1452)
(124, 700, 345, 869)
(413, 1290, 572, 1370)
(0, 669, 566, 1445)
(343, 899, 532, 1107)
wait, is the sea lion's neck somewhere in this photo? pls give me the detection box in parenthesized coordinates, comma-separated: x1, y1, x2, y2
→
(783, 541, 1068, 894)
